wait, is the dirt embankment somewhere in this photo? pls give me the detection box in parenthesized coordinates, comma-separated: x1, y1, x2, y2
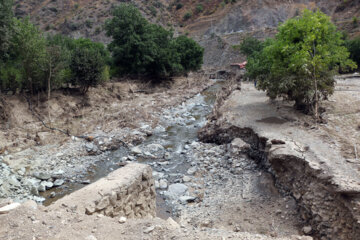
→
(199, 79, 360, 240)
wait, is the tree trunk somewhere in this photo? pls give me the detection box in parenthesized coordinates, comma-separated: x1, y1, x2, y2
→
(314, 77, 319, 121)
(48, 61, 52, 100)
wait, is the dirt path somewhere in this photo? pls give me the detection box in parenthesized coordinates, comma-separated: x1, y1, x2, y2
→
(198, 80, 360, 239)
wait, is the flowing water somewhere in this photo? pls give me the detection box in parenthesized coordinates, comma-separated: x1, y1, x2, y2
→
(42, 80, 224, 212)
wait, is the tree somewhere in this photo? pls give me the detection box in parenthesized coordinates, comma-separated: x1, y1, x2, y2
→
(246, 10, 356, 118)
(105, 3, 204, 78)
(236, 36, 264, 57)
(11, 17, 48, 95)
(70, 42, 107, 94)
(345, 37, 360, 70)
(105, 4, 149, 75)
(172, 35, 204, 73)
(0, 0, 13, 61)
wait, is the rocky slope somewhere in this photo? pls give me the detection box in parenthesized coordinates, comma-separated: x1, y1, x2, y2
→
(15, 0, 360, 68)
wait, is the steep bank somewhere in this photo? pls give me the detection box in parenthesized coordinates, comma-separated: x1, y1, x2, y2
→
(199, 82, 360, 240)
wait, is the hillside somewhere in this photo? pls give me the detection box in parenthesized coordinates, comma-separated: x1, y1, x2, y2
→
(14, 0, 360, 67)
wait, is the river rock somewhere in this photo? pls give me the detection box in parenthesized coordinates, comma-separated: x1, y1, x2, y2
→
(53, 179, 65, 187)
(85, 143, 98, 153)
(8, 175, 21, 187)
(145, 144, 165, 158)
(131, 146, 142, 155)
(183, 176, 191, 182)
(168, 184, 188, 198)
(40, 181, 53, 191)
(159, 179, 168, 189)
(187, 167, 197, 175)
(179, 196, 196, 204)
(33, 172, 51, 180)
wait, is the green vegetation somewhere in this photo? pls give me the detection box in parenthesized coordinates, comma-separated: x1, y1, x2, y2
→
(0, 0, 14, 61)
(243, 10, 357, 118)
(105, 4, 203, 78)
(183, 11, 192, 21)
(0, 16, 109, 95)
(345, 37, 360, 70)
(196, 4, 204, 13)
(0, 2, 204, 97)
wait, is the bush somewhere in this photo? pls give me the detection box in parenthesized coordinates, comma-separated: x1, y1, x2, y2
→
(183, 11, 192, 21)
(196, 4, 204, 13)
(176, 3, 183, 10)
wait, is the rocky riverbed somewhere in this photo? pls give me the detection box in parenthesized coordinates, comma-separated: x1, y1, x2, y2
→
(0, 77, 308, 238)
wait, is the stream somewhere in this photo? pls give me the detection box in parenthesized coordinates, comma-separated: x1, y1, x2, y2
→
(41, 79, 224, 216)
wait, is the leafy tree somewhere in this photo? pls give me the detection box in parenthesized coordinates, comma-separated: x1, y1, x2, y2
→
(70, 42, 107, 94)
(0, 0, 14, 61)
(105, 4, 149, 75)
(247, 10, 356, 118)
(172, 35, 204, 73)
(11, 17, 48, 95)
(105, 3, 203, 78)
(236, 36, 264, 57)
(345, 37, 360, 70)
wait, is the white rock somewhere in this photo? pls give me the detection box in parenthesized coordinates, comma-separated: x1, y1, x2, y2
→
(179, 196, 196, 204)
(131, 146, 142, 155)
(143, 226, 155, 234)
(53, 179, 65, 187)
(0, 203, 21, 214)
(187, 167, 197, 175)
(85, 235, 98, 240)
(159, 179, 168, 189)
(168, 184, 188, 197)
(183, 176, 191, 182)
(119, 216, 127, 224)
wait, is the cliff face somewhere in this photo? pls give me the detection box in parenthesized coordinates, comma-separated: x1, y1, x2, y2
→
(15, 0, 360, 68)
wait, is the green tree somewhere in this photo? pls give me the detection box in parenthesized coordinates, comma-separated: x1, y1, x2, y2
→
(236, 36, 264, 57)
(0, 0, 14, 61)
(345, 37, 360, 70)
(105, 3, 203, 78)
(105, 4, 149, 75)
(247, 10, 356, 118)
(70, 41, 107, 94)
(172, 35, 204, 73)
(11, 17, 48, 95)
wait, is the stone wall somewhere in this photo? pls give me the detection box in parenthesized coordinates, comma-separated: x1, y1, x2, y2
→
(51, 163, 156, 218)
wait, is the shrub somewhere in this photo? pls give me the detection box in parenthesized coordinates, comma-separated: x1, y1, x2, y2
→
(183, 11, 192, 21)
(196, 4, 204, 13)
(176, 3, 183, 10)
